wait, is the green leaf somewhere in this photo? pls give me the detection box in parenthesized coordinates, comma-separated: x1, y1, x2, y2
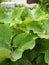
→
(0, 48, 11, 63)
(12, 7, 30, 20)
(36, 54, 44, 65)
(0, 59, 19, 65)
(35, 39, 49, 53)
(21, 7, 31, 21)
(0, 60, 9, 65)
(9, 7, 31, 27)
(27, 21, 44, 33)
(38, 17, 49, 39)
(26, 16, 49, 39)
(10, 61, 19, 65)
(0, 24, 12, 62)
(23, 49, 39, 62)
(45, 50, 49, 65)
(38, 0, 49, 12)
(0, 7, 6, 20)
(31, 6, 45, 19)
(0, 24, 12, 48)
(11, 33, 36, 61)
(0, 7, 8, 23)
(18, 57, 32, 65)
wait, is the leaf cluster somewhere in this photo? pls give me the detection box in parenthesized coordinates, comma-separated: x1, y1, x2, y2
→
(38, 0, 49, 12)
(0, 5, 49, 65)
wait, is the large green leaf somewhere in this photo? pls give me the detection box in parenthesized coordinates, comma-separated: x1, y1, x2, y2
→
(11, 33, 36, 61)
(0, 24, 12, 48)
(26, 15, 49, 39)
(0, 24, 12, 62)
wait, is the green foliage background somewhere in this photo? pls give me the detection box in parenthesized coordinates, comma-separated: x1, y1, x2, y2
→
(0, 0, 49, 65)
